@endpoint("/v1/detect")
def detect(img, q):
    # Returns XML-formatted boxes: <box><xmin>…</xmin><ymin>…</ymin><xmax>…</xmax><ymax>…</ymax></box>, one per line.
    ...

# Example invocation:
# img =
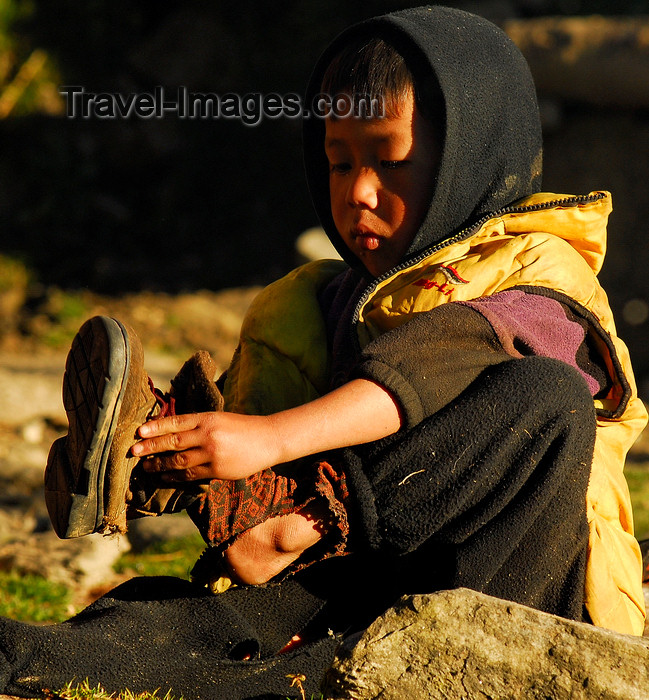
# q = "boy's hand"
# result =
<box><xmin>131</xmin><ymin>378</ymin><xmax>402</xmax><ymax>482</ymax></box>
<box><xmin>131</xmin><ymin>412</ymin><xmax>281</xmax><ymax>481</ymax></box>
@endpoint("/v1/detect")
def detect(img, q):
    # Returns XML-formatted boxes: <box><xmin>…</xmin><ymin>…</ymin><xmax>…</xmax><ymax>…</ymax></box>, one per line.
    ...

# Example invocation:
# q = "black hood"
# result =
<box><xmin>303</xmin><ymin>5</ymin><xmax>542</xmax><ymax>277</ymax></box>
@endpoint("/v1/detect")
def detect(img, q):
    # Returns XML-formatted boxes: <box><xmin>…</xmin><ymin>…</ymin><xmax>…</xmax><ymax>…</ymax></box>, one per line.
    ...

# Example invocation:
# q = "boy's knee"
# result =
<box><xmin>514</xmin><ymin>355</ymin><xmax>593</xmax><ymax>400</ymax></box>
<box><xmin>483</xmin><ymin>357</ymin><xmax>595</xmax><ymax>488</ymax></box>
<box><xmin>486</xmin><ymin>356</ymin><xmax>596</xmax><ymax>427</ymax></box>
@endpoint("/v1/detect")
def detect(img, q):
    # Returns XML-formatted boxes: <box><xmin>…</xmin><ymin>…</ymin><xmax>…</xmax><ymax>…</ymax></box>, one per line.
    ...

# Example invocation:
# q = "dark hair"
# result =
<box><xmin>320</xmin><ymin>35</ymin><xmax>443</xmax><ymax>124</ymax></box>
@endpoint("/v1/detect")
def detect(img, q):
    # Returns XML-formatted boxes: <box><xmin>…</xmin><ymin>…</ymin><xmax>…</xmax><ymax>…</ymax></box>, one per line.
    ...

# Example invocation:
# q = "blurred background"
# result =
<box><xmin>0</xmin><ymin>0</ymin><xmax>648</xmax><ymax>383</ymax></box>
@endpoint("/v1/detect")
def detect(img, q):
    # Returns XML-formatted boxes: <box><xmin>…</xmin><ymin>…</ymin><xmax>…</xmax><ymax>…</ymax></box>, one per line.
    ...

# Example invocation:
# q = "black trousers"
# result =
<box><xmin>310</xmin><ymin>356</ymin><xmax>596</xmax><ymax>631</ymax></box>
<box><xmin>0</xmin><ymin>357</ymin><xmax>596</xmax><ymax>699</ymax></box>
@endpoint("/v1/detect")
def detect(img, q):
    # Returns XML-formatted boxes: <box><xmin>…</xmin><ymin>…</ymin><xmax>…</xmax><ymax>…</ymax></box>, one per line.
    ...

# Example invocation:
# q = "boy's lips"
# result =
<box><xmin>352</xmin><ymin>226</ymin><xmax>382</xmax><ymax>251</ymax></box>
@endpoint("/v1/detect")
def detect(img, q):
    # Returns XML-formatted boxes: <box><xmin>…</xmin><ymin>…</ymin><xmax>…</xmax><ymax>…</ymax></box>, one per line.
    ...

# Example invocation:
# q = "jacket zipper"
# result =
<box><xmin>348</xmin><ymin>191</ymin><xmax>607</xmax><ymax>353</ymax></box>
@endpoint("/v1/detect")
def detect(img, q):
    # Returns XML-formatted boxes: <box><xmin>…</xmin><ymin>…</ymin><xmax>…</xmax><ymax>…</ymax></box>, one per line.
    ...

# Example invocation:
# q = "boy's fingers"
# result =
<box><xmin>132</xmin><ymin>435</ymin><xmax>176</xmax><ymax>457</ymax></box>
<box><xmin>138</xmin><ymin>413</ymin><xmax>201</xmax><ymax>438</ymax></box>
<box><xmin>141</xmin><ymin>448</ymin><xmax>212</xmax><ymax>480</ymax></box>
<box><xmin>160</xmin><ymin>464</ymin><xmax>211</xmax><ymax>482</ymax></box>
<box><xmin>132</xmin><ymin>427</ymin><xmax>198</xmax><ymax>457</ymax></box>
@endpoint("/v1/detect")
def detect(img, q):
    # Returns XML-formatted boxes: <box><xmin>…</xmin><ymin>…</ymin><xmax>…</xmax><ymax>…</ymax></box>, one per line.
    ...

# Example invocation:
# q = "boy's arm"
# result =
<box><xmin>132</xmin><ymin>378</ymin><xmax>402</xmax><ymax>482</ymax></box>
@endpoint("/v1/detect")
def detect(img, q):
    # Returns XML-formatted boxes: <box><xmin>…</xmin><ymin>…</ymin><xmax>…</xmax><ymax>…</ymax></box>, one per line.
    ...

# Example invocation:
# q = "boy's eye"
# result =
<box><xmin>329</xmin><ymin>162</ymin><xmax>351</xmax><ymax>174</ymax></box>
<box><xmin>381</xmin><ymin>160</ymin><xmax>407</xmax><ymax>170</ymax></box>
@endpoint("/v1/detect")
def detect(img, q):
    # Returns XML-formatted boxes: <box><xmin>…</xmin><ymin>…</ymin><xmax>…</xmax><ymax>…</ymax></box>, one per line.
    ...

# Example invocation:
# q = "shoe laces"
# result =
<box><xmin>148</xmin><ymin>377</ymin><xmax>177</xmax><ymax>418</ymax></box>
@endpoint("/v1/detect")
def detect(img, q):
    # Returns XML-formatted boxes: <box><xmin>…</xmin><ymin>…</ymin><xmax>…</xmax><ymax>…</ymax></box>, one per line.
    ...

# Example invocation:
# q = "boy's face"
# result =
<box><xmin>324</xmin><ymin>92</ymin><xmax>438</xmax><ymax>277</ymax></box>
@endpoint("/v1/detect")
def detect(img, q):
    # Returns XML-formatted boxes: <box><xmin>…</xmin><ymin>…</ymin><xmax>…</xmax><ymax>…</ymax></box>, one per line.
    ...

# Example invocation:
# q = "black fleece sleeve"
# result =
<box><xmin>350</xmin><ymin>301</ymin><xmax>512</xmax><ymax>429</ymax></box>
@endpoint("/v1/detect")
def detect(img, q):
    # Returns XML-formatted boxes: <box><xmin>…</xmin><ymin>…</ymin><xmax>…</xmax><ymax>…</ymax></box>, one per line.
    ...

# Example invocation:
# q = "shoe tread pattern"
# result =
<box><xmin>45</xmin><ymin>316</ymin><xmax>127</xmax><ymax>537</ymax></box>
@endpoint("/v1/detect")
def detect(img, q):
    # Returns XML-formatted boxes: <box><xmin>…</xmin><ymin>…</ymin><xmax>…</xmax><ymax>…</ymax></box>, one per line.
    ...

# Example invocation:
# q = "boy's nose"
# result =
<box><xmin>347</xmin><ymin>168</ymin><xmax>379</xmax><ymax>209</ymax></box>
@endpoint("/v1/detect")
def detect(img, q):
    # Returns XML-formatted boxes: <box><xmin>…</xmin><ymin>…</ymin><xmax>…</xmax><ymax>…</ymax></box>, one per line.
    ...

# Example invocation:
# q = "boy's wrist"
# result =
<box><xmin>263</xmin><ymin>412</ymin><xmax>294</xmax><ymax>468</ymax></box>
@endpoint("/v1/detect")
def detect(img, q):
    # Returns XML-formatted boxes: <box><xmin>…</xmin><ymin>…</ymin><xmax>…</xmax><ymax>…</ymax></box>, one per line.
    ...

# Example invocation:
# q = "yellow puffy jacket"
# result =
<box><xmin>223</xmin><ymin>191</ymin><xmax>647</xmax><ymax>636</ymax></box>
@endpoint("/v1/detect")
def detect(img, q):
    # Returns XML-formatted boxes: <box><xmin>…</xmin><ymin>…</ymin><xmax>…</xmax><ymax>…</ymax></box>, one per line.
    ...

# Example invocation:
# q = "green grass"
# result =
<box><xmin>0</xmin><ymin>532</ymin><xmax>206</xmax><ymax>625</ymax></box>
<box><xmin>0</xmin><ymin>569</ymin><xmax>73</xmax><ymax>622</ymax></box>
<box><xmin>49</xmin><ymin>679</ymin><xmax>182</xmax><ymax>700</ymax></box>
<box><xmin>51</xmin><ymin>688</ymin><xmax>321</xmax><ymax>700</ymax></box>
<box><xmin>39</xmin><ymin>289</ymin><xmax>92</xmax><ymax>348</ymax></box>
<box><xmin>113</xmin><ymin>533</ymin><xmax>206</xmax><ymax>579</ymax></box>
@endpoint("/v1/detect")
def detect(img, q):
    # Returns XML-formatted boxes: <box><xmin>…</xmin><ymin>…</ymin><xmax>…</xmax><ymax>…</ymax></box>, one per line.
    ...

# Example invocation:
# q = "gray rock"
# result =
<box><xmin>324</xmin><ymin>588</ymin><xmax>649</xmax><ymax>699</ymax></box>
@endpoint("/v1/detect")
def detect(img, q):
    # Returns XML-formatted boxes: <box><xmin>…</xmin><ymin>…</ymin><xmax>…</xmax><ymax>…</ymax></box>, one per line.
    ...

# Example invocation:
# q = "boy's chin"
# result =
<box><xmin>358</xmin><ymin>250</ymin><xmax>397</xmax><ymax>277</ymax></box>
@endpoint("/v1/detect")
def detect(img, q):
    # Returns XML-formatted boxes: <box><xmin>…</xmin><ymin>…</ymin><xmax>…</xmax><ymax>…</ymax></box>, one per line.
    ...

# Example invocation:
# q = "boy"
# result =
<box><xmin>1</xmin><ymin>6</ymin><xmax>645</xmax><ymax>699</ymax></box>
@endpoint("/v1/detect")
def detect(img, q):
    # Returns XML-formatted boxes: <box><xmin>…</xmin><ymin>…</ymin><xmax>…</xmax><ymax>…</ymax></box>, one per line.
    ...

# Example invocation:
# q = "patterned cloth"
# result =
<box><xmin>188</xmin><ymin>460</ymin><xmax>350</xmax><ymax>587</ymax></box>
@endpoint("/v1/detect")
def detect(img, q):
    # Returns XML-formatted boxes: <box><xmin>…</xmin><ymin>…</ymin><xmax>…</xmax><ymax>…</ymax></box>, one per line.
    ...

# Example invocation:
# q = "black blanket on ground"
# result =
<box><xmin>0</xmin><ymin>575</ymin><xmax>337</xmax><ymax>700</ymax></box>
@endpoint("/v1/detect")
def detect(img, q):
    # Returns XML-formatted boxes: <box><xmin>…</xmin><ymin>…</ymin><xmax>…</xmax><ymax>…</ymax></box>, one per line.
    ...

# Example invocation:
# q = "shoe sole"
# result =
<box><xmin>45</xmin><ymin>316</ymin><xmax>132</xmax><ymax>538</ymax></box>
